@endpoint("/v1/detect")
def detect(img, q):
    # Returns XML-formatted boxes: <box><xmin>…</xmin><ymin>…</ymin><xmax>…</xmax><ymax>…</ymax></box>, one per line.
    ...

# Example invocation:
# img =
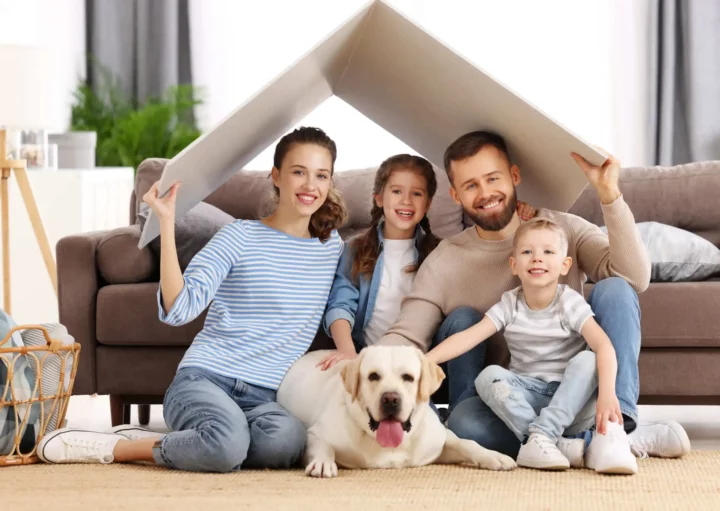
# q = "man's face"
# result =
<box><xmin>448</xmin><ymin>146</ymin><xmax>521</xmax><ymax>231</ymax></box>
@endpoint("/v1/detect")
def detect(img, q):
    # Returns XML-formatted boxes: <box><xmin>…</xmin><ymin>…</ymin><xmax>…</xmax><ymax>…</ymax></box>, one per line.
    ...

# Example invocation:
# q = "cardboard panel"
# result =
<box><xmin>139</xmin><ymin>0</ymin><xmax>608</xmax><ymax>247</ymax></box>
<box><xmin>139</xmin><ymin>1</ymin><xmax>374</xmax><ymax>247</ymax></box>
<box><xmin>336</xmin><ymin>1</ymin><xmax>605</xmax><ymax>212</ymax></box>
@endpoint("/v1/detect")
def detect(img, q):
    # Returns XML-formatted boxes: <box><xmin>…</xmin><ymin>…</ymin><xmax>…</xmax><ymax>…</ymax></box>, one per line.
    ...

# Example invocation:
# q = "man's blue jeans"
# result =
<box><xmin>443</xmin><ymin>277</ymin><xmax>641</xmax><ymax>458</ymax></box>
<box><xmin>431</xmin><ymin>306</ymin><xmax>490</xmax><ymax>411</ymax></box>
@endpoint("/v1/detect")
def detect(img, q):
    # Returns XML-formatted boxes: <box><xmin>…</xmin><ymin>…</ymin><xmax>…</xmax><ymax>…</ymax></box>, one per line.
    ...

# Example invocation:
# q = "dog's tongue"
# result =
<box><xmin>376</xmin><ymin>420</ymin><xmax>404</xmax><ymax>448</ymax></box>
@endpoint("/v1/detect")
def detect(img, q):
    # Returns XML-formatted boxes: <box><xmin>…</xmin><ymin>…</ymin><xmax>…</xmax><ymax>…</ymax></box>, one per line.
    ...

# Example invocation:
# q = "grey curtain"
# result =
<box><xmin>85</xmin><ymin>0</ymin><xmax>192</xmax><ymax>105</ymax></box>
<box><xmin>649</xmin><ymin>0</ymin><xmax>720</xmax><ymax>165</ymax></box>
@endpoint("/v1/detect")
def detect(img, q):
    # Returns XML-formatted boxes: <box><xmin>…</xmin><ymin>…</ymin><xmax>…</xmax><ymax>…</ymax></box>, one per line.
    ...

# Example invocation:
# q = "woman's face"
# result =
<box><xmin>272</xmin><ymin>143</ymin><xmax>333</xmax><ymax>219</ymax></box>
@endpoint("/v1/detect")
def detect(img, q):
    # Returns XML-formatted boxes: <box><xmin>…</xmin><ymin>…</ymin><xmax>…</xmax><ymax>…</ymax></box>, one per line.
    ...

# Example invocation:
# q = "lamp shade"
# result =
<box><xmin>0</xmin><ymin>44</ymin><xmax>54</xmax><ymax>129</ymax></box>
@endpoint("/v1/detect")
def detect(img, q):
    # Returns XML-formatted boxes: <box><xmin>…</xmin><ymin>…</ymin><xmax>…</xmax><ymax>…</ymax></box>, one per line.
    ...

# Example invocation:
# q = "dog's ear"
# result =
<box><xmin>341</xmin><ymin>350</ymin><xmax>366</xmax><ymax>402</ymax></box>
<box><xmin>417</xmin><ymin>350</ymin><xmax>445</xmax><ymax>403</ymax></box>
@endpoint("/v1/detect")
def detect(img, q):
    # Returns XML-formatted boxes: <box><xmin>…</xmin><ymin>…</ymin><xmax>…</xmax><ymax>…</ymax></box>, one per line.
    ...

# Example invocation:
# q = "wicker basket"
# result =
<box><xmin>0</xmin><ymin>324</ymin><xmax>81</xmax><ymax>467</ymax></box>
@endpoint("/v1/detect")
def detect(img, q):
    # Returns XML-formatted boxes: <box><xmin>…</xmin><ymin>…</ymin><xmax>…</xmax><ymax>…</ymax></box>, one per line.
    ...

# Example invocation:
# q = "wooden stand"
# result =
<box><xmin>0</xmin><ymin>128</ymin><xmax>57</xmax><ymax>314</ymax></box>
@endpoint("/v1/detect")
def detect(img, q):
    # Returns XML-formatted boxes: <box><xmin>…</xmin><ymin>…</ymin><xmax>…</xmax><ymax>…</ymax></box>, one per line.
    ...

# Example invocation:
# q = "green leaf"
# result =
<box><xmin>69</xmin><ymin>57</ymin><xmax>204</xmax><ymax>174</ymax></box>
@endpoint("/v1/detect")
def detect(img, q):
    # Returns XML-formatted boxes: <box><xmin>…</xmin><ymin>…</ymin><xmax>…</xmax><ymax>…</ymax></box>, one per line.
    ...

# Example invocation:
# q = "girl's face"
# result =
<box><xmin>375</xmin><ymin>169</ymin><xmax>431</xmax><ymax>239</ymax></box>
<box><xmin>272</xmin><ymin>143</ymin><xmax>333</xmax><ymax>219</ymax></box>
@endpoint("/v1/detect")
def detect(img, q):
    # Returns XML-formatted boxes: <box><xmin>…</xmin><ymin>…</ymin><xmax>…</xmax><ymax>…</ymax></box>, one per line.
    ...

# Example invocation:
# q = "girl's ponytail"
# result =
<box><xmin>349</xmin><ymin>203</ymin><xmax>384</xmax><ymax>283</ymax></box>
<box><xmin>406</xmin><ymin>214</ymin><xmax>440</xmax><ymax>273</ymax></box>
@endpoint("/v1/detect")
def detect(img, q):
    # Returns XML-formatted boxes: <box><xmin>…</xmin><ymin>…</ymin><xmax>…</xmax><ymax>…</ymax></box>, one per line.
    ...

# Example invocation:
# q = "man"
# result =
<box><xmin>379</xmin><ymin>130</ymin><xmax>690</xmax><ymax>461</ymax></box>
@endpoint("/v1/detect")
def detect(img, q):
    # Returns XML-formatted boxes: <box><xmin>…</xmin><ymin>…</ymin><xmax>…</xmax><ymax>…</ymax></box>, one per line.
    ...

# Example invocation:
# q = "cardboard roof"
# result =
<box><xmin>139</xmin><ymin>0</ymin><xmax>605</xmax><ymax>248</ymax></box>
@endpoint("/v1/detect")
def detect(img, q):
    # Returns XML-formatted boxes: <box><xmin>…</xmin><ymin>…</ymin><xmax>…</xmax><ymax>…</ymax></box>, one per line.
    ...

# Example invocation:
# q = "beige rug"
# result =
<box><xmin>4</xmin><ymin>452</ymin><xmax>719</xmax><ymax>510</ymax></box>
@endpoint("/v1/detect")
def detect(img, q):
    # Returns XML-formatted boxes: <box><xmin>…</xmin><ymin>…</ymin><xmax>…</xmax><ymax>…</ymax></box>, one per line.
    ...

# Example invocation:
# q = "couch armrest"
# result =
<box><xmin>57</xmin><ymin>231</ymin><xmax>107</xmax><ymax>395</ymax></box>
<box><xmin>96</xmin><ymin>225</ymin><xmax>158</xmax><ymax>284</ymax></box>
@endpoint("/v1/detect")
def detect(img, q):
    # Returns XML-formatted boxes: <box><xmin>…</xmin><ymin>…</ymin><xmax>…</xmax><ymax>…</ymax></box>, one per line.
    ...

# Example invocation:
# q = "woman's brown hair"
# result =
<box><xmin>270</xmin><ymin>126</ymin><xmax>348</xmax><ymax>242</ymax></box>
<box><xmin>350</xmin><ymin>154</ymin><xmax>441</xmax><ymax>282</ymax></box>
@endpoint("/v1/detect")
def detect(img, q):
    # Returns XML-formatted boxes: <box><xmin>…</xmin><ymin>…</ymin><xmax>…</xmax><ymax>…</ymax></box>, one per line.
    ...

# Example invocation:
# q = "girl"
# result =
<box><xmin>319</xmin><ymin>154</ymin><xmax>536</xmax><ymax>370</ymax></box>
<box><xmin>38</xmin><ymin>127</ymin><xmax>348</xmax><ymax>473</ymax></box>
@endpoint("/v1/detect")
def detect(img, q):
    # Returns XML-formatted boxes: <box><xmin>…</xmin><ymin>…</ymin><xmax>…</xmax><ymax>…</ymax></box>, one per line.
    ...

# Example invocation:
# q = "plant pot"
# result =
<box><xmin>48</xmin><ymin>131</ymin><xmax>97</xmax><ymax>169</ymax></box>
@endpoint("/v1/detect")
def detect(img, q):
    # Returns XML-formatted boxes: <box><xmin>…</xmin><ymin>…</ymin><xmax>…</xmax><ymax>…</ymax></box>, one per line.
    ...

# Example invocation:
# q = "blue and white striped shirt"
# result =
<box><xmin>157</xmin><ymin>220</ymin><xmax>343</xmax><ymax>389</ymax></box>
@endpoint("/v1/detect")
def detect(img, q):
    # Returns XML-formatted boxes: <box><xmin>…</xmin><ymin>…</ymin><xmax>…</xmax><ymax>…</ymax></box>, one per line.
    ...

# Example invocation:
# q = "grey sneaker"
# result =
<box><xmin>38</xmin><ymin>428</ymin><xmax>123</xmax><ymax>464</ymax></box>
<box><xmin>108</xmin><ymin>425</ymin><xmax>166</xmax><ymax>441</ymax></box>
<box><xmin>557</xmin><ymin>437</ymin><xmax>585</xmax><ymax>468</ymax></box>
<box><xmin>517</xmin><ymin>432</ymin><xmax>570</xmax><ymax>470</ymax></box>
<box><xmin>628</xmin><ymin>420</ymin><xmax>691</xmax><ymax>459</ymax></box>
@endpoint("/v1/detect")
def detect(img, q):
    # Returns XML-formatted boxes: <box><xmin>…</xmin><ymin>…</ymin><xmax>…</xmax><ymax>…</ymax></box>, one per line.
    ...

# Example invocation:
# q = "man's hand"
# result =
<box><xmin>595</xmin><ymin>392</ymin><xmax>623</xmax><ymax>435</ymax></box>
<box><xmin>570</xmin><ymin>150</ymin><xmax>621</xmax><ymax>204</ymax></box>
<box><xmin>317</xmin><ymin>351</ymin><xmax>356</xmax><ymax>371</ymax></box>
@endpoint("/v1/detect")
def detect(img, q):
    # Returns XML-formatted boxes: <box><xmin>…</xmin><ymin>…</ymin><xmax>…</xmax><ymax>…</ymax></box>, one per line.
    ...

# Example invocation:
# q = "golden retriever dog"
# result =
<box><xmin>276</xmin><ymin>345</ymin><xmax>516</xmax><ymax>478</ymax></box>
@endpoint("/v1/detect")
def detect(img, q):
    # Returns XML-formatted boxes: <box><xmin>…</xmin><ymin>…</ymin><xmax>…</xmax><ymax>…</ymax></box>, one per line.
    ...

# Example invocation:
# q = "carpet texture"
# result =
<box><xmin>3</xmin><ymin>452</ymin><xmax>719</xmax><ymax>510</ymax></box>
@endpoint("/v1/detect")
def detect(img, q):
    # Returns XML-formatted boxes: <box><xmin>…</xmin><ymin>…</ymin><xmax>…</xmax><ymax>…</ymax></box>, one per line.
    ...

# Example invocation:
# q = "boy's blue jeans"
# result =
<box><xmin>475</xmin><ymin>352</ymin><xmax>598</xmax><ymax>444</ymax></box>
<box><xmin>152</xmin><ymin>367</ymin><xmax>306</xmax><ymax>473</ymax></box>
<box><xmin>442</xmin><ymin>278</ymin><xmax>640</xmax><ymax>458</ymax></box>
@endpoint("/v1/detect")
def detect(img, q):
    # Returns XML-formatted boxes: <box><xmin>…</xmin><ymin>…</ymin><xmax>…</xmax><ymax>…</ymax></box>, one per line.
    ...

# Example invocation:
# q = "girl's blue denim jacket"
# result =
<box><xmin>323</xmin><ymin>221</ymin><xmax>426</xmax><ymax>351</ymax></box>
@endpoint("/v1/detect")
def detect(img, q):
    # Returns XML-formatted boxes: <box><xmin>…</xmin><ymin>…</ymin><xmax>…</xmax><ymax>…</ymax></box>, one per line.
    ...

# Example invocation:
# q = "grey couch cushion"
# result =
<box><xmin>569</xmin><ymin>160</ymin><xmax>720</xmax><ymax>232</ymax></box>
<box><xmin>137</xmin><ymin>201</ymin><xmax>234</xmax><ymax>272</ymax></box>
<box><xmin>600</xmin><ymin>222</ymin><xmax>720</xmax><ymax>282</ymax></box>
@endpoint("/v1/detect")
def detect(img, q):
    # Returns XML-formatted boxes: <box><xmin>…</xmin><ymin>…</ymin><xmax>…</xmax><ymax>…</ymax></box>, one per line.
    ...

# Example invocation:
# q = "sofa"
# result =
<box><xmin>57</xmin><ymin>157</ymin><xmax>720</xmax><ymax>426</ymax></box>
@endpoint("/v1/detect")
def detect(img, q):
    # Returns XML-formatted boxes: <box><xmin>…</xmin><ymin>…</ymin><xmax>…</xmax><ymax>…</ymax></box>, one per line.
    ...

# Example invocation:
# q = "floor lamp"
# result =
<box><xmin>0</xmin><ymin>44</ymin><xmax>57</xmax><ymax>315</ymax></box>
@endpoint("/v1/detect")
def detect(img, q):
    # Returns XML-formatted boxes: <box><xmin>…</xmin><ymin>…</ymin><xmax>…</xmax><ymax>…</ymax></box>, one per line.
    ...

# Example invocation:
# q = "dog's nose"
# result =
<box><xmin>381</xmin><ymin>391</ymin><xmax>401</xmax><ymax>416</ymax></box>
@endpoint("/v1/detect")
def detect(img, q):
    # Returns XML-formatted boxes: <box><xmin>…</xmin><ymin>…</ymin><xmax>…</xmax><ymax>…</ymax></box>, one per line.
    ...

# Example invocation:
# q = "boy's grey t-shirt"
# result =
<box><xmin>485</xmin><ymin>284</ymin><xmax>594</xmax><ymax>383</ymax></box>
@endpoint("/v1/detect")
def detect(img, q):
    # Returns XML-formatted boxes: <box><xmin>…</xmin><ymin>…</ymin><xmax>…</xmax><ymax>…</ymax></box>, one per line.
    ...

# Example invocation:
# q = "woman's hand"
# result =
<box><xmin>143</xmin><ymin>180</ymin><xmax>181</xmax><ymax>222</ymax></box>
<box><xmin>317</xmin><ymin>351</ymin><xmax>357</xmax><ymax>371</ymax></box>
<box><xmin>516</xmin><ymin>200</ymin><xmax>537</xmax><ymax>220</ymax></box>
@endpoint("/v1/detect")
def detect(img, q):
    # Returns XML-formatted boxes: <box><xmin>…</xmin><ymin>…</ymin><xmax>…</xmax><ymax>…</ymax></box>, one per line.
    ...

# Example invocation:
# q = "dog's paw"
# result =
<box><xmin>477</xmin><ymin>451</ymin><xmax>517</xmax><ymax>471</ymax></box>
<box><xmin>305</xmin><ymin>457</ymin><xmax>339</xmax><ymax>478</ymax></box>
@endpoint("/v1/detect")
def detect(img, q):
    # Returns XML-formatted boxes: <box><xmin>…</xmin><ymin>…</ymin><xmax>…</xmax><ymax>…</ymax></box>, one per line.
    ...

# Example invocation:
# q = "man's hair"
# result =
<box><xmin>443</xmin><ymin>130</ymin><xmax>512</xmax><ymax>183</ymax></box>
<box><xmin>513</xmin><ymin>218</ymin><xmax>569</xmax><ymax>256</ymax></box>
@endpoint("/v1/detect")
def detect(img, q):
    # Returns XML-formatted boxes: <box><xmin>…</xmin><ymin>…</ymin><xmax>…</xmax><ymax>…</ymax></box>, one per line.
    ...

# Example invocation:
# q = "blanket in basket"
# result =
<box><xmin>1</xmin><ymin>311</ymin><xmax>74</xmax><ymax>456</ymax></box>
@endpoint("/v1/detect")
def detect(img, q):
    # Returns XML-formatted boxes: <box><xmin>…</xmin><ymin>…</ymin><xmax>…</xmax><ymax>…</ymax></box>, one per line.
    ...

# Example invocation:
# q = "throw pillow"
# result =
<box><xmin>137</xmin><ymin>201</ymin><xmax>235</xmax><ymax>271</ymax></box>
<box><xmin>0</xmin><ymin>311</ymin><xmax>41</xmax><ymax>456</ymax></box>
<box><xmin>599</xmin><ymin>222</ymin><xmax>720</xmax><ymax>282</ymax></box>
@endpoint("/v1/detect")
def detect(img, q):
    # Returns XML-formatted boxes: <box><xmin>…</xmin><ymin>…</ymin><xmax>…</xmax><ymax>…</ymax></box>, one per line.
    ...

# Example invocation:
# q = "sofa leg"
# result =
<box><xmin>109</xmin><ymin>395</ymin><xmax>130</xmax><ymax>426</ymax></box>
<box><xmin>138</xmin><ymin>405</ymin><xmax>151</xmax><ymax>426</ymax></box>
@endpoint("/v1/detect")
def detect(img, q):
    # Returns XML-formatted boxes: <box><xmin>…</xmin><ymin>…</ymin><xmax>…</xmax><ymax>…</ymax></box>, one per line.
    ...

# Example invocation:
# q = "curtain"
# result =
<box><xmin>649</xmin><ymin>0</ymin><xmax>720</xmax><ymax>165</ymax></box>
<box><xmin>85</xmin><ymin>0</ymin><xmax>192</xmax><ymax>105</ymax></box>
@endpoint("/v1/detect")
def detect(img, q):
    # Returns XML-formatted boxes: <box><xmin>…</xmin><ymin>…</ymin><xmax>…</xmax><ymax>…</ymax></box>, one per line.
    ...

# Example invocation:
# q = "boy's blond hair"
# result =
<box><xmin>513</xmin><ymin>217</ymin><xmax>569</xmax><ymax>256</ymax></box>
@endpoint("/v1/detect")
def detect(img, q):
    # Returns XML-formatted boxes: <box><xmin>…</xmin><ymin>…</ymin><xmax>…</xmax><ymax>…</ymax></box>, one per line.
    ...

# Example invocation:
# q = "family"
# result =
<box><xmin>37</xmin><ymin>126</ymin><xmax>691</xmax><ymax>474</ymax></box>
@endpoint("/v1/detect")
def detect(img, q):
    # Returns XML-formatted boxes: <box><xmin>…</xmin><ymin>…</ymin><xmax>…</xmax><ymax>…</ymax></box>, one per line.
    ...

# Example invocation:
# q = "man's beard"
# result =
<box><xmin>465</xmin><ymin>188</ymin><xmax>518</xmax><ymax>232</ymax></box>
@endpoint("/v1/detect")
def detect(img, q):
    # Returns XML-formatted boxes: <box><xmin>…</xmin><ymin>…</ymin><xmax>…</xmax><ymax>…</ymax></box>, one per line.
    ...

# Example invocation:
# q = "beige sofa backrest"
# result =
<box><xmin>133</xmin><ymin>158</ymin><xmax>720</xmax><ymax>246</ymax></box>
<box><xmin>132</xmin><ymin>158</ymin><xmax>465</xmax><ymax>240</ymax></box>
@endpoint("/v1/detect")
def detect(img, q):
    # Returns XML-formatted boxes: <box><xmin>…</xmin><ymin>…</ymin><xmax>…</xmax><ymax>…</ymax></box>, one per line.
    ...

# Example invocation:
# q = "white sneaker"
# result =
<box><xmin>585</xmin><ymin>421</ymin><xmax>638</xmax><ymax>475</ymax></box>
<box><xmin>108</xmin><ymin>425</ymin><xmax>166</xmax><ymax>441</ymax></box>
<box><xmin>517</xmin><ymin>432</ymin><xmax>570</xmax><ymax>470</ymax></box>
<box><xmin>557</xmin><ymin>437</ymin><xmax>585</xmax><ymax>468</ymax></box>
<box><xmin>38</xmin><ymin>428</ymin><xmax>123</xmax><ymax>464</ymax></box>
<box><xmin>628</xmin><ymin>420</ymin><xmax>691</xmax><ymax>459</ymax></box>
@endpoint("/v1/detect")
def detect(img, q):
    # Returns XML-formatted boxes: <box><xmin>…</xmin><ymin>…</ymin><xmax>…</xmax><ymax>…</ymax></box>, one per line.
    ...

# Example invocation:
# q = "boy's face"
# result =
<box><xmin>510</xmin><ymin>228</ymin><xmax>572</xmax><ymax>289</ymax></box>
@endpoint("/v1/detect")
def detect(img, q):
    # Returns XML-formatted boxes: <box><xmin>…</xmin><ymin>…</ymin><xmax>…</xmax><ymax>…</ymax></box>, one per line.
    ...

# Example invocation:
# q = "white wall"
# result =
<box><xmin>189</xmin><ymin>0</ymin><xmax>649</xmax><ymax>170</ymax></box>
<box><xmin>0</xmin><ymin>0</ymin><xmax>86</xmax><ymax>132</ymax></box>
<box><xmin>0</xmin><ymin>0</ymin><xmax>651</xmax><ymax>164</ymax></box>
<box><xmin>611</xmin><ymin>0</ymin><xmax>653</xmax><ymax>167</ymax></box>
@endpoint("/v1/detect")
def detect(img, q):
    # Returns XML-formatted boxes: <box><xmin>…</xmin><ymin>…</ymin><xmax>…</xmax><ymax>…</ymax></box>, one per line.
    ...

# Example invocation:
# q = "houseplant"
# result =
<box><xmin>69</xmin><ymin>64</ymin><xmax>203</xmax><ymax>173</ymax></box>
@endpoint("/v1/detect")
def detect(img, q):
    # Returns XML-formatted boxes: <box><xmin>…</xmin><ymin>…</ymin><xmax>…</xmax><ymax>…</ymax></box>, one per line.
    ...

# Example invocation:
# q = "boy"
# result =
<box><xmin>426</xmin><ymin>218</ymin><xmax>637</xmax><ymax>474</ymax></box>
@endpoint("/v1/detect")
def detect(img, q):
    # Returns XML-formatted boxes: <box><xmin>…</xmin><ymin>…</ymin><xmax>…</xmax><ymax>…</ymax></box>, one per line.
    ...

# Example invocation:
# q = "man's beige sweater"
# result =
<box><xmin>379</xmin><ymin>195</ymin><xmax>651</xmax><ymax>362</ymax></box>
